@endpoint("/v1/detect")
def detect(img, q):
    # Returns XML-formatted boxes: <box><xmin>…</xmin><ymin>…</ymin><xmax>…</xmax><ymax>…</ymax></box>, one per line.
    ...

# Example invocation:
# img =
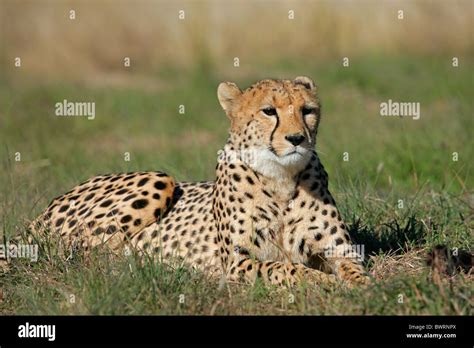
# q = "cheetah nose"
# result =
<box><xmin>285</xmin><ymin>134</ymin><xmax>305</xmax><ymax>146</ymax></box>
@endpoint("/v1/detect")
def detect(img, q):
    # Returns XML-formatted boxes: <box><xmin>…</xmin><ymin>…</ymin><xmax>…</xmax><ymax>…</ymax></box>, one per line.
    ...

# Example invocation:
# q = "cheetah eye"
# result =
<box><xmin>302</xmin><ymin>107</ymin><xmax>316</xmax><ymax>116</ymax></box>
<box><xmin>262</xmin><ymin>107</ymin><xmax>277</xmax><ymax>116</ymax></box>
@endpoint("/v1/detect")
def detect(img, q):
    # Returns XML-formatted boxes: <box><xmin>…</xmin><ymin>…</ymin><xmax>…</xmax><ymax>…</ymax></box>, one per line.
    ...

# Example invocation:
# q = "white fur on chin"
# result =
<box><xmin>246</xmin><ymin>146</ymin><xmax>311</xmax><ymax>181</ymax></box>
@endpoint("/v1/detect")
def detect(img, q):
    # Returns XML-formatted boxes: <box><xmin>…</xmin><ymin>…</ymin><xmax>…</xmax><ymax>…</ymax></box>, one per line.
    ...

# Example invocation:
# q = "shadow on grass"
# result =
<box><xmin>347</xmin><ymin>215</ymin><xmax>425</xmax><ymax>256</ymax></box>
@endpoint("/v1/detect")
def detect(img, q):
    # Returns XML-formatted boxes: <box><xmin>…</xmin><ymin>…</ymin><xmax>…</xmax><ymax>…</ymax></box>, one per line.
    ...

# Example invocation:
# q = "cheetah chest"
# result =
<box><xmin>226</xmin><ymin>179</ymin><xmax>296</xmax><ymax>261</ymax></box>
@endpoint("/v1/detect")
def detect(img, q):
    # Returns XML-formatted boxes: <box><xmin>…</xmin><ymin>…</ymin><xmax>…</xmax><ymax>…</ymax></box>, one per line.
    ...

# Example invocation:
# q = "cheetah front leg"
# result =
<box><xmin>307</xmin><ymin>236</ymin><xmax>370</xmax><ymax>287</ymax></box>
<box><xmin>285</xmin><ymin>154</ymin><xmax>371</xmax><ymax>287</ymax></box>
<box><xmin>226</xmin><ymin>257</ymin><xmax>337</xmax><ymax>288</ymax></box>
<box><xmin>323</xmin><ymin>245</ymin><xmax>370</xmax><ymax>287</ymax></box>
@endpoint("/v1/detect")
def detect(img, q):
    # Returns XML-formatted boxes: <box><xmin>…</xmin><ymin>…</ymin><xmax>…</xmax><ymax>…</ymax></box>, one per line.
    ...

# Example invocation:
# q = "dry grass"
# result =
<box><xmin>370</xmin><ymin>248</ymin><xmax>427</xmax><ymax>280</ymax></box>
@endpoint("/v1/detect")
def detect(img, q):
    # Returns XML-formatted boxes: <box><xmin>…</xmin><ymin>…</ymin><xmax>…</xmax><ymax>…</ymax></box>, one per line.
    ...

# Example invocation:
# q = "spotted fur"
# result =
<box><xmin>27</xmin><ymin>77</ymin><xmax>370</xmax><ymax>287</ymax></box>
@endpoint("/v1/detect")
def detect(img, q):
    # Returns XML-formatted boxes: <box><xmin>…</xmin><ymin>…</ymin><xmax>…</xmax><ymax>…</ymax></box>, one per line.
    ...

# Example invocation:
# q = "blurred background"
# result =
<box><xmin>0</xmin><ymin>0</ymin><xmax>472</xmax><ymax>223</ymax></box>
<box><xmin>2</xmin><ymin>0</ymin><xmax>472</xmax><ymax>81</ymax></box>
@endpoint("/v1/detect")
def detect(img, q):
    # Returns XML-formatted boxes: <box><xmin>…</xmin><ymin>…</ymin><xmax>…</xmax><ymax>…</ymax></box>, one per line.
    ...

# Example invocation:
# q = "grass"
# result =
<box><xmin>0</xmin><ymin>54</ymin><xmax>472</xmax><ymax>315</ymax></box>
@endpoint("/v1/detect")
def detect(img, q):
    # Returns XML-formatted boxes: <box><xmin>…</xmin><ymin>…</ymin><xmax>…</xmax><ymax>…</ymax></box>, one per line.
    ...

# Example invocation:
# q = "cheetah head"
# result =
<box><xmin>217</xmin><ymin>76</ymin><xmax>321</xmax><ymax>179</ymax></box>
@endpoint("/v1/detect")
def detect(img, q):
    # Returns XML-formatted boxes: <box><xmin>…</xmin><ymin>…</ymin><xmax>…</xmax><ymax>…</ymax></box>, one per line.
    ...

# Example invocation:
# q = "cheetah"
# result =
<box><xmin>24</xmin><ymin>76</ymin><xmax>370</xmax><ymax>288</ymax></box>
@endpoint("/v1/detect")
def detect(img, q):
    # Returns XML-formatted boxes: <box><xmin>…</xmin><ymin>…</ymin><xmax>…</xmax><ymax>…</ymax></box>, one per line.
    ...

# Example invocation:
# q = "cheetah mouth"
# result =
<box><xmin>282</xmin><ymin>147</ymin><xmax>309</xmax><ymax>158</ymax></box>
<box><xmin>285</xmin><ymin>150</ymin><xmax>303</xmax><ymax>157</ymax></box>
<box><xmin>245</xmin><ymin>146</ymin><xmax>311</xmax><ymax>179</ymax></box>
<box><xmin>276</xmin><ymin>147</ymin><xmax>312</xmax><ymax>168</ymax></box>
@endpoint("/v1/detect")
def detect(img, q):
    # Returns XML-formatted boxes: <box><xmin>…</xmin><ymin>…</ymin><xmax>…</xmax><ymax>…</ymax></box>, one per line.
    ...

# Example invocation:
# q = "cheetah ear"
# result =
<box><xmin>293</xmin><ymin>76</ymin><xmax>316</xmax><ymax>91</ymax></box>
<box><xmin>217</xmin><ymin>82</ymin><xmax>242</xmax><ymax>114</ymax></box>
